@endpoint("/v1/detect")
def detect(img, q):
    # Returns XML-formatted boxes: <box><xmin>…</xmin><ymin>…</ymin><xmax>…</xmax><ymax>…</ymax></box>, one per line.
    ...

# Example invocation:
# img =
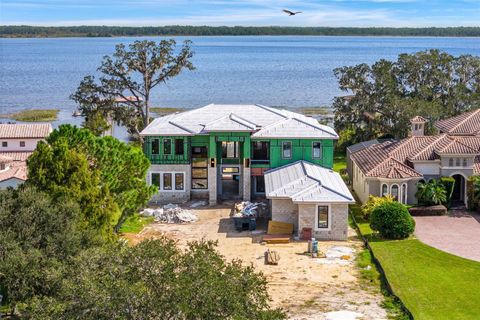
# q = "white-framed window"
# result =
<box><xmin>402</xmin><ymin>183</ymin><xmax>407</xmax><ymax>204</ymax></box>
<box><xmin>456</xmin><ymin>158</ymin><xmax>461</xmax><ymax>167</ymax></box>
<box><xmin>151</xmin><ymin>172</ymin><xmax>185</xmax><ymax>191</ymax></box>
<box><xmin>391</xmin><ymin>184</ymin><xmax>399</xmax><ymax>201</ymax></box>
<box><xmin>463</xmin><ymin>158</ymin><xmax>468</xmax><ymax>167</ymax></box>
<box><xmin>381</xmin><ymin>184</ymin><xmax>388</xmax><ymax>197</ymax></box>
<box><xmin>315</xmin><ymin>205</ymin><xmax>331</xmax><ymax>230</ymax></box>
<box><xmin>1</xmin><ymin>141</ymin><xmax>7</xmax><ymax>147</ymax></box>
<box><xmin>282</xmin><ymin>141</ymin><xmax>292</xmax><ymax>159</ymax></box>
<box><xmin>312</xmin><ymin>141</ymin><xmax>322</xmax><ymax>159</ymax></box>
<box><xmin>19</xmin><ymin>141</ymin><xmax>26</xmax><ymax>147</ymax></box>
<box><xmin>449</xmin><ymin>158</ymin><xmax>454</xmax><ymax>167</ymax></box>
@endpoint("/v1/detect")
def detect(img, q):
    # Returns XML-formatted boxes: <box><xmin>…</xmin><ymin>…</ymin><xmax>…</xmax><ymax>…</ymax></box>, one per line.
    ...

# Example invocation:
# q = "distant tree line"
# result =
<box><xmin>2</xmin><ymin>25</ymin><xmax>480</xmax><ymax>37</ymax></box>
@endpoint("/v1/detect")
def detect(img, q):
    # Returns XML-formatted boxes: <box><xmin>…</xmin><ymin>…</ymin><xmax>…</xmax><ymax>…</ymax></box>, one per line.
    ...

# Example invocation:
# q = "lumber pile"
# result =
<box><xmin>262</xmin><ymin>220</ymin><xmax>293</xmax><ymax>244</ymax></box>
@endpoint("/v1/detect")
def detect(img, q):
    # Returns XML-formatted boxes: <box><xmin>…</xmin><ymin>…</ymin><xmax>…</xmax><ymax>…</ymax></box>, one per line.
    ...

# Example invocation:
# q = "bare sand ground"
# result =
<box><xmin>123</xmin><ymin>202</ymin><xmax>387</xmax><ymax>320</ymax></box>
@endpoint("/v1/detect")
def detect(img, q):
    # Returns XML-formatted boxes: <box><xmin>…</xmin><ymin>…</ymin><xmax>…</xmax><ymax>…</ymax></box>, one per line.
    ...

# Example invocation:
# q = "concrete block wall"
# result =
<box><xmin>148</xmin><ymin>164</ymin><xmax>191</xmax><ymax>204</ymax></box>
<box><xmin>271</xmin><ymin>199</ymin><xmax>298</xmax><ymax>231</ymax></box>
<box><xmin>208</xmin><ymin>166</ymin><xmax>217</xmax><ymax>205</ymax></box>
<box><xmin>298</xmin><ymin>203</ymin><xmax>348</xmax><ymax>240</ymax></box>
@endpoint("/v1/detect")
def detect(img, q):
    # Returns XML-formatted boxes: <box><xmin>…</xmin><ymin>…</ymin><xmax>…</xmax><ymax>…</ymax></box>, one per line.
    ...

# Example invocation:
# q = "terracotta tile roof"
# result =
<box><xmin>410</xmin><ymin>116</ymin><xmax>427</xmax><ymax>122</ymax></box>
<box><xmin>436</xmin><ymin>109</ymin><xmax>480</xmax><ymax>136</ymax></box>
<box><xmin>0</xmin><ymin>123</ymin><xmax>52</xmax><ymax>139</ymax></box>
<box><xmin>0</xmin><ymin>152</ymin><xmax>33</xmax><ymax>161</ymax></box>
<box><xmin>0</xmin><ymin>160</ymin><xmax>27</xmax><ymax>182</ymax></box>
<box><xmin>351</xmin><ymin>134</ymin><xmax>480</xmax><ymax>178</ymax></box>
<box><xmin>0</xmin><ymin>155</ymin><xmax>13</xmax><ymax>163</ymax></box>
<box><xmin>474</xmin><ymin>156</ymin><xmax>480</xmax><ymax>175</ymax></box>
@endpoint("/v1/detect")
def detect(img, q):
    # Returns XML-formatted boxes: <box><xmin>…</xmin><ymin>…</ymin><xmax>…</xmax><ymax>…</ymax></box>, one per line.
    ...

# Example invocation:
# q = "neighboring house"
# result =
<box><xmin>0</xmin><ymin>123</ymin><xmax>53</xmax><ymax>189</ymax></box>
<box><xmin>140</xmin><ymin>104</ymin><xmax>353</xmax><ymax>240</ymax></box>
<box><xmin>349</xmin><ymin>109</ymin><xmax>480</xmax><ymax>206</ymax></box>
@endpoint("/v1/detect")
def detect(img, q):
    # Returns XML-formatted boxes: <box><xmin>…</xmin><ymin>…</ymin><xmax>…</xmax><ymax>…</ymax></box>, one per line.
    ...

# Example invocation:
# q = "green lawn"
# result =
<box><xmin>351</xmin><ymin>207</ymin><xmax>480</xmax><ymax>320</ymax></box>
<box><xmin>119</xmin><ymin>214</ymin><xmax>154</xmax><ymax>233</ymax></box>
<box><xmin>333</xmin><ymin>154</ymin><xmax>346</xmax><ymax>173</ymax></box>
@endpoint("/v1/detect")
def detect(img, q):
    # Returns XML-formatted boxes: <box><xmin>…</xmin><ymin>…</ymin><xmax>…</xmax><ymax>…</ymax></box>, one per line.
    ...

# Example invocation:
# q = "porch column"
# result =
<box><xmin>243</xmin><ymin>136</ymin><xmax>251</xmax><ymax>201</ymax></box>
<box><xmin>208</xmin><ymin>135</ymin><xmax>217</xmax><ymax>205</ymax></box>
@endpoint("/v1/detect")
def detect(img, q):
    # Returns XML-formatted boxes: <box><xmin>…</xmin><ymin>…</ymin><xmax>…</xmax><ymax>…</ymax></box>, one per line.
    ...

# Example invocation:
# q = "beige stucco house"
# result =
<box><xmin>348</xmin><ymin>109</ymin><xmax>480</xmax><ymax>206</ymax></box>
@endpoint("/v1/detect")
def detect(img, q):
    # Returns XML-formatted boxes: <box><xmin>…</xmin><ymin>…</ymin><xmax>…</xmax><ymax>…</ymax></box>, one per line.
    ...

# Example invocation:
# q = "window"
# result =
<box><xmin>1</xmin><ymin>141</ymin><xmax>7</xmax><ymax>147</ymax></box>
<box><xmin>192</xmin><ymin>146</ymin><xmax>208</xmax><ymax>189</ymax></box>
<box><xmin>163</xmin><ymin>139</ymin><xmax>172</xmax><ymax>155</ymax></box>
<box><xmin>391</xmin><ymin>185</ymin><xmax>399</xmax><ymax>201</ymax></box>
<box><xmin>463</xmin><ymin>158</ymin><xmax>468</xmax><ymax>167</ymax></box>
<box><xmin>282</xmin><ymin>141</ymin><xmax>292</xmax><ymax>159</ymax></box>
<box><xmin>312</xmin><ymin>142</ymin><xmax>322</xmax><ymax>159</ymax></box>
<box><xmin>151</xmin><ymin>173</ymin><xmax>160</xmax><ymax>189</ymax></box>
<box><xmin>381</xmin><ymin>184</ymin><xmax>388</xmax><ymax>196</ymax></box>
<box><xmin>317</xmin><ymin>206</ymin><xmax>329</xmax><ymax>229</ymax></box>
<box><xmin>221</xmin><ymin>141</ymin><xmax>239</xmax><ymax>158</ymax></box>
<box><xmin>222</xmin><ymin>167</ymin><xmax>239</xmax><ymax>174</ymax></box>
<box><xmin>151</xmin><ymin>139</ymin><xmax>159</xmax><ymax>155</ymax></box>
<box><xmin>449</xmin><ymin>158</ymin><xmax>454</xmax><ymax>167</ymax></box>
<box><xmin>252</xmin><ymin>141</ymin><xmax>269</xmax><ymax>162</ymax></box>
<box><xmin>163</xmin><ymin>173</ymin><xmax>172</xmax><ymax>190</ymax></box>
<box><xmin>402</xmin><ymin>183</ymin><xmax>407</xmax><ymax>204</ymax></box>
<box><xmin>414</xmin><ymin>124</ymin><xmax>418</xmax><ymax>131</ymax></box>
<box><xmin>175</xmin><ymin>139</ymin><xmax>184</xmax><ymax>155</ymax></box>
<box><xmin>255</xmin><ymin>176</ymin><xmax>265</xmax><ymax>193</ymax></box>
<box><xmin>175</xmin><ymin>173</ymin><xmax>184</xmax><ymax>190</ymax></box>
<box><xmin>0</xmin><ymin>163</ymin><xmax>5</xmax><ymax>171</ymax></box>
<box><xmin>456</xmin><ymin>158</ymin><xmax>461</xmax><ymax>167</ymax></box>
<box><xmin>19</xmin><ymin>141</ymin><xmax>26</xmax><ymax>147</ymax></box>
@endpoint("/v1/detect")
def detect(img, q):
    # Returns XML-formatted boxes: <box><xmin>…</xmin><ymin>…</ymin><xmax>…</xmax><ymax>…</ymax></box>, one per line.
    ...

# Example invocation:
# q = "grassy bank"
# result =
<box><xmin>119</xmin><ymin>214</ymin><xmax>154</xmax><ymax>234</ymax></box>
<box><xmin>2</xmin><ymin>109</ymin><xmax>59</xmax><ymax>122</ymax></box>
<box><xmin>150</xmin><ymin>107</ymin><xmax>184</xmax><ymax>116</ymax></box>
<box><xmin>351</xmin><ymin>207</ymin><xmax>480</xmax><ymax>320</ymax></box>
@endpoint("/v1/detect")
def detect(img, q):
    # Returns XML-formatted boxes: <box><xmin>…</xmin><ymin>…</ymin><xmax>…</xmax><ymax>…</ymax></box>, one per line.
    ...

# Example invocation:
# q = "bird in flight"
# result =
<box><xmin>283</xmin><ymin>9</ymin><xmax>302</xmax><ymax>16</ymax></box>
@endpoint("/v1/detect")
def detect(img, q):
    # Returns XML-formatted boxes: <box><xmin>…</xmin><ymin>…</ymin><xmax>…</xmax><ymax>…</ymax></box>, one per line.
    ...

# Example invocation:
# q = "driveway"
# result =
<box><xmin>414</xmin><ymin>211</ymin><xmax>480</xmax><ymax>262</ymax></box>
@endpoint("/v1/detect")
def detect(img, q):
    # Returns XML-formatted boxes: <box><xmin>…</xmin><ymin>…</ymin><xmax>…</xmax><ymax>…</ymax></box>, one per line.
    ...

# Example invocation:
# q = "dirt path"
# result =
<box><xmin>123</xmin><ymin>203</ymin><xmax>387</xmax><ymax>319</ymax></box>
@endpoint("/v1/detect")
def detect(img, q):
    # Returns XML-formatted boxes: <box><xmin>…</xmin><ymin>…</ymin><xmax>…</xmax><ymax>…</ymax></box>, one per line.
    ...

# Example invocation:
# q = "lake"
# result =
<box><xmin>1</xmin><ymin>36</ymin><xmax>480</xmax><ymax>118</ymax></box>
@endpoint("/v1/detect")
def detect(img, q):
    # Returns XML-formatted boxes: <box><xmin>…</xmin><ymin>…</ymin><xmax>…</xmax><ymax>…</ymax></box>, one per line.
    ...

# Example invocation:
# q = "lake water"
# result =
<box><xmin>1</xmin><ymin>36</ymin><xmax>480</xmax><ymax>118</ymax></box>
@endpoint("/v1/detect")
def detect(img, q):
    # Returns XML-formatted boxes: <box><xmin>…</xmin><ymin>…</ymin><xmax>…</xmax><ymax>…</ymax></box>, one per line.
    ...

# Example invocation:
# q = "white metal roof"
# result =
<box><xmin>265</xmin><ymin>161</ymin><xmax>354</xmax><ymax>204</ymax></box>
<box><xmin>140</xmin><ymin>104</ymin><xmax>338</xmax><ymax>139</ymax></box>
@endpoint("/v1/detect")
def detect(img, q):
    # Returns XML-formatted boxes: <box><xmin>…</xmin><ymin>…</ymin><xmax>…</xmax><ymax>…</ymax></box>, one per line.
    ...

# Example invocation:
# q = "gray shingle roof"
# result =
<box><xmin>140</xmin><ymin>104</ymin><xmax>338</xmax><ymax>139</ymax></box>
<box><xmin>265</xmin><ymin>161</ymin><xmax>354</xmax><ymax>203</ymax></box>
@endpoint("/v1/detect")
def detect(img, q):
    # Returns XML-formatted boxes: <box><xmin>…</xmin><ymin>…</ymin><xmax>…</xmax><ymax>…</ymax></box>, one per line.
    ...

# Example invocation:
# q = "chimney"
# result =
<box><xmin>410</xmin><ymin>116</ymin><xmax>427</xmax><ymax>137</ymax></box>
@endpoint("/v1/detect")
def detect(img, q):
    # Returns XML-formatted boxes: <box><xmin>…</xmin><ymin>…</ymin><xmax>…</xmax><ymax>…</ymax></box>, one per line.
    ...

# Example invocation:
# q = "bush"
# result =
<box><xmin>416</xmin><ymin>179</ymin><xmax>447</xmax><ymax>206</ymax></box>
<box><xmin>439</xmin><ymin>177</ymin><xmax>455</xmax><ymax>208</ymax></box>
<box><xmin>370</xmin><ymin>202</ymin><xmax>415</xmax><ymax>239</ymax></box>
<box><xmin>361</xmin><ymin>195</ymin><xmax>395</xmax><ymax>219</ymax></box>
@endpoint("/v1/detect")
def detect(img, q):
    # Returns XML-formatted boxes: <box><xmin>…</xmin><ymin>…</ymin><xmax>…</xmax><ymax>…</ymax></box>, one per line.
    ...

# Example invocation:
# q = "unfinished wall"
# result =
<box><xmin>148</xmin><ymin>164</ymin><xmax>191</xmax><ymax>204</ymax></box>
<box><xmin>271</xmin><ymin>199</ymin><xmax>298</xmax><ymax>232</ymax></box>
<box><xmin>298</xmin><ymin>203</ymin><xmax>348</xmax><ymax>241</ymax></box>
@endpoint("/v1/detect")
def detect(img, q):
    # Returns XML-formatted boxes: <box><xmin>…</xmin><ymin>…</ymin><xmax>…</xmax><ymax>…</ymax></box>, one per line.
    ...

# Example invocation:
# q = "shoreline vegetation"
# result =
<box><xmin>0</xmin><ymin>109</ymin><xmax>59</xmax><ymax>122</ymax></box>
<box><xmin>2</xmin><ymin>26</ymin><xmax>480</xmax><ymax>38</ymax></box>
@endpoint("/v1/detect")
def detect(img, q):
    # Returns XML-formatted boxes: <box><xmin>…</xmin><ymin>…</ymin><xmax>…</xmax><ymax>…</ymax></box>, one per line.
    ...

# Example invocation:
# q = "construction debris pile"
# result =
<box><xmin>141</xmin><ymin>204</ymin><xmax>198</xmax><ymax>224</ymax></box>
<box><xmin>315</xmin><ymin>246</ymin><xmax>354</xmax><ymax>265</ymax></box>
<box><xmin>232</xmin><ymin>201</ymin><xmax>268</xmax><ymax>218</ymax></box>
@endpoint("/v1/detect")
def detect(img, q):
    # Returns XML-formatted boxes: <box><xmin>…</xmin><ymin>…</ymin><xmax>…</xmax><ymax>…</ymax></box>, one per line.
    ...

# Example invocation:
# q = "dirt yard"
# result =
<box><xmin>123</xmin><ymin>202</ymin><xmax>387</xmax><ymax>320</ymax></box>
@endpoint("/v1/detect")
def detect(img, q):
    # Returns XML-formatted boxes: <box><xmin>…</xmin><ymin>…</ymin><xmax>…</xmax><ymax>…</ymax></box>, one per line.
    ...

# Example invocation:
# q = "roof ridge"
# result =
<box><xmin>167</xmin><ymin>120</ymin><xmax>196</xmax><ymax>134</ymax></box>
<box><xmin>449</xmin><ymin>136</ymin><xmax>479</xmax><ymax>153</ymax></box>
<box><xmin>439</xmin><ymin>108</ymin><xmax>480</xmax><ymax>133</ymax></box>
<box><xmin>290</xmin><ymin>116</ymin><xmax>337</xmax><ymax>137</ymax></box>
<box><xmin>229</xmin><ymin>113</ymin><xmax>258</xmax><ymax>129</ymax></box>
<box><xmin>409</xmin><ymin>134</ymin><xmax>446</xmax><ymax>160</ymax></box>
<box><xmin>254</xmin><ymin>104</ymin><xmax>288</xmax><ymax>119</ymax></box>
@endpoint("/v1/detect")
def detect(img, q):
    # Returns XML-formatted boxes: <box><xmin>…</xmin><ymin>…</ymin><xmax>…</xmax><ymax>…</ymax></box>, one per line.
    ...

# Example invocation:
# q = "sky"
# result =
<box><xmin>1</xmin><ymin>0</ymin><xmax>479</xmax><ymax>27</ymax></box>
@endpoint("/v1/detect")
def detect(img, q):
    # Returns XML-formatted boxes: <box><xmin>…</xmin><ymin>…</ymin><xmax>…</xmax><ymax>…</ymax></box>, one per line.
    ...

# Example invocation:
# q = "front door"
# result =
<box><xmin>451</xmin><ymin>174</ymin><xmax>465</xmax><ymax>205</ymax></box>
<box><xmin>221</xmin><ymin>166</ymin><xmax>241</xmax><ymax>199</ymax></box>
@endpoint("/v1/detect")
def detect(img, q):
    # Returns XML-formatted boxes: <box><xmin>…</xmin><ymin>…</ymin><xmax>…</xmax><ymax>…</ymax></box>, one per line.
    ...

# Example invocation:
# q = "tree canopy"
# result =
<box><xmin>27</xmin><ymin>125</ymin><xmax>155</xmax><ymax>233</ymax></box>
<box><xmin>333</xmin><ymin>49</ymin><xmax>480</xmax><ymax>145</ymax></box>
<box><xmin>27</xmin><ymin>238</ymin><xmax>284</xmax><ymax>320</ymax></box>
<box><xmin>71</xmin><ymin>40</ymin><xmax>194</xmax><ymax>138</ymax></box>
<box><xmin>2</xmin><ymin>25</ymin><xmax>480</xmax><ymax>38</ymax></box>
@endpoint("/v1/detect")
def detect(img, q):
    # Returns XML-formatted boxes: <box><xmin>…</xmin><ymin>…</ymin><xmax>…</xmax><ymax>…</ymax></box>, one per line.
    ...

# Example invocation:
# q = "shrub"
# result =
<box><xmin>409</xmin><ymin>205</ymin><xmax>447</xmax><ymax>216</ymax></box>
<box><xmin>439</xmin><ymin>177</ymin><xmax>455</xmax><ymax>208</ymax></box>
<box><xmin>468</xmin><ymin>176</ymin><xmax>480</xmax><ymax>211</ymax></box>
<box><xmin>361</xmin><ymin>194</ymin><xmax>395</xmax><ymax>219</ymax></box>
<box><xmin>370</xmin><ymin>202</ymin><xmax>415</xmax><ymax>239</ymax></box>
<box><xmin>416</xmin><ymin>179</ymin><xmax>447</xmax><ymax>206</ymax></box>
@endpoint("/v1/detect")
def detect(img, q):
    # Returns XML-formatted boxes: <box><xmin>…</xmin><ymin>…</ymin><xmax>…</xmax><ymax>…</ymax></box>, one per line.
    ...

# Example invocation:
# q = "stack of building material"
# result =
<box><xmin>232</xmin><ymin>201</ymin><xmax>267</xmax><ymax>218</ymax></box>
<box><xmin>141</xmin><ymin>204</ymin><xmax>198</xmax><ymax>223</ymax></box>
<box><xmin>262</xmin><ymin>220</ymin><xmax>293</xmax><ymax>244</ymax></box>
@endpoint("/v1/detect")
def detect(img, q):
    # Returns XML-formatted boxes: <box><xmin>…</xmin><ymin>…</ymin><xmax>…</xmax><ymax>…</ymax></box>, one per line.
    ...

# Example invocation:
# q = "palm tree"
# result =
<box><xmin>416</xmin><ymin>180</ymin><xmax>447</xmax><ymax>205</ymax></box>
